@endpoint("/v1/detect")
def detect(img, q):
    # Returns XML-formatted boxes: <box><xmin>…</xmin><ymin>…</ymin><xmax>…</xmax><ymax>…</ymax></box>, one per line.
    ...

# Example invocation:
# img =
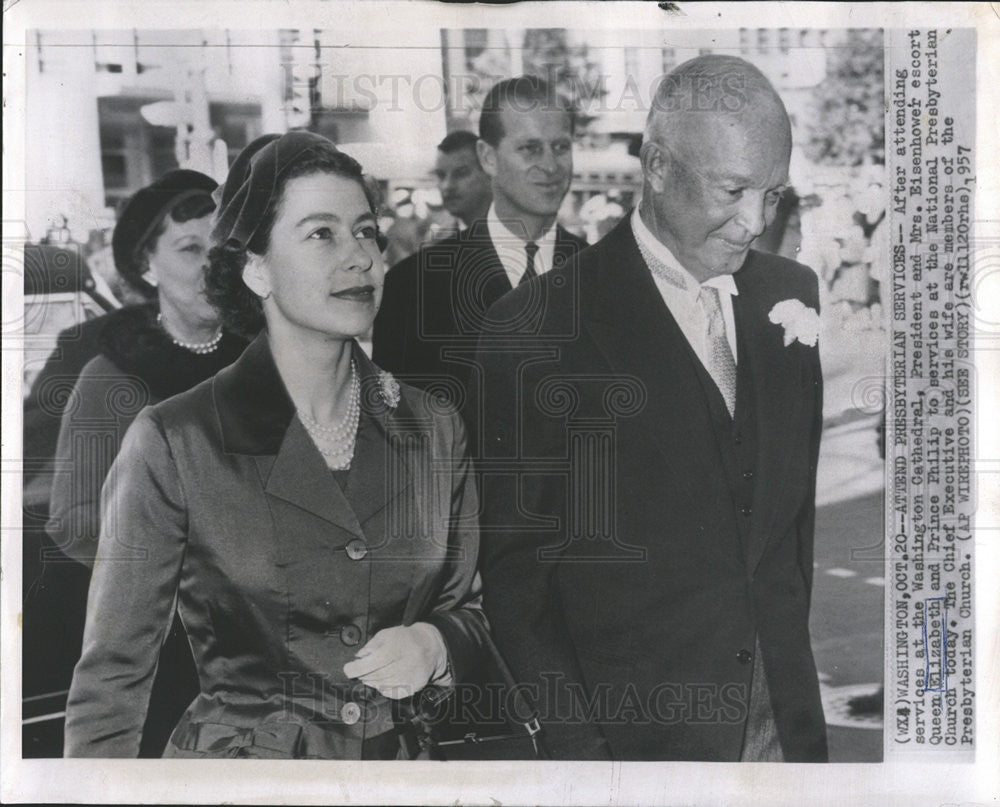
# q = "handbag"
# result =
<box><xmin>395</xmin><ymin>634</ymin><xmax>551</xmax><ymax>760</ymax></box>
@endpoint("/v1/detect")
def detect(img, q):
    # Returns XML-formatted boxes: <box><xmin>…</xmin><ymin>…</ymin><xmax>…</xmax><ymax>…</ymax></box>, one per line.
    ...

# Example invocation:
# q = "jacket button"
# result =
<box><xmin>340</xmin><ymin>624</ymin><xmax>362</xmax><ymax>646</ymax></box>
<box><xmin>737</xmin><ymin>649</ymin><xmax>753</xmax><ymax>665</ymax></box>
<box><xmin>345</xmin><ymin>539</ymin><xmax>368</xmax><ymax>561</ymax></box>
<box><xmin>741</xmin><ymin>505</ymin><xmax>752</xmax><ymax>516</ymax></box>
<box><xmin>742</xmin><ymin>470</ymin><xmax>754</xmax><ymax>480</ymax></box>
<box><xmin>341</xmin><ymin>701</ymin><xmax>362</xmax><ymax>725</ymax></box>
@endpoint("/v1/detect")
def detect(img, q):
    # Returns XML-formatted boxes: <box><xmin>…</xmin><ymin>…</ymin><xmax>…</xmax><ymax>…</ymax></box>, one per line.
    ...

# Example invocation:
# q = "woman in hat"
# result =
<box><xmin>47</xmin><ymin>169</ymin><xmax>247</xmax><ymax>567</ymax></box>
<box><xmin>63</xmin><ymin>132</ymin><xmax>487</xmax><ymax>759</ymax></box>
<box><xmin>46</xmin><ymin>169</ymin><xmax>247</xmax><ymax>755</ymax></box>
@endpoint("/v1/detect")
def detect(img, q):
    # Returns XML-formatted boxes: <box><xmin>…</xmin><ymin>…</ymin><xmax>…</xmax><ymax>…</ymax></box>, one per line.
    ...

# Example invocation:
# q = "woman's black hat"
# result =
<box><xmin>111</xmin><ymin>168</ymin><xmax>217</xmax><ymax>291</ymax></box>
<box><xmin>212</xmin><ymin>131</ymin><xmax>350</xmax><ymax>251</ymax></box>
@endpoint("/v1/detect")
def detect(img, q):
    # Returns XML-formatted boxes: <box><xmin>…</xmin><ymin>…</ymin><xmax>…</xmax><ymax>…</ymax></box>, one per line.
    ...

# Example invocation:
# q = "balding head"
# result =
<box><xmin>643</xmin><ymin>54</ymin><xmax>791</xmax><ymax>151</ymax></box>
<box><xmin>637</xmin><ymin>56</ymin><xmax>793</xmax><ymax>282</ymax></box>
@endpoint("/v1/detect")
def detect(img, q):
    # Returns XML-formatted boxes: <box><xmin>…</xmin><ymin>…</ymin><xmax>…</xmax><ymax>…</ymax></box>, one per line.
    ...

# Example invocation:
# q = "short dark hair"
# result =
<box><xmin>126</xmin><ymin>194</ymin><xmax>216</xmax><ymax>298</ymax></box>
<box><xmin>437</xmin><ymin>130</ymin><xmax>480</xmax><ymax>155</ymax></box>
<box><xmin>478</xmin><ymin>75</ymin><xmax>575</xmax><ymax>147</ymax></box>
<box><xmin>112</xmin><ymin>168</ymin><xmax>217</xmax><ymax>297</ymax></box>
<box><xmin>146</xmin><ymin>193</ymin><xmax>216</xmax><ymax>251</ymax></box>
<box><xmin>205</xmin><ymin>148</ymin><xmax>381</xmax><ymax>338</ymax></box>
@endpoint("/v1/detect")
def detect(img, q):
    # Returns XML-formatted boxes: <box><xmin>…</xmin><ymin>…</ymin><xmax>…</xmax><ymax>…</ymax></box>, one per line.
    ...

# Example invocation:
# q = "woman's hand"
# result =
<box><xmin>342</xmin><ymin>622</ymin><xmax>450</xmax><ymax>699</ymax></box>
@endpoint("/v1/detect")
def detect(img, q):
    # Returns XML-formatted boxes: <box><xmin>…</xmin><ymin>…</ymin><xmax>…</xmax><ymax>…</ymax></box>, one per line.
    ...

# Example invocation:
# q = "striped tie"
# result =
<box><xmin>519</xmin><ymin>241</ymin><xmax>539</xmax><ymax>285</ymax></box>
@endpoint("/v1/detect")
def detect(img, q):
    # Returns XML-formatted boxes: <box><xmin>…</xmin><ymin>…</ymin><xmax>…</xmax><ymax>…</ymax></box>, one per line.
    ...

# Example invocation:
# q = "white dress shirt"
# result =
<box><xmin>487</xmin><ymin>204</ymin><xmax>559</xmax><ymax>288</ymax></box>
<box><xmin>630</xmin><ymin>208</ymin><xmax>739</xmax><ymax>367</ymax></box>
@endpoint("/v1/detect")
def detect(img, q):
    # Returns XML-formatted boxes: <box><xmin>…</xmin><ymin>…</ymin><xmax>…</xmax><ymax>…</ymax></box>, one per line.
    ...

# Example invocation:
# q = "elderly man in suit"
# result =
<box><xmin>373</xmin><ymin>75</ymin><xmax>587</xmax><ymax>442</ymax></box>
<box><xmin>476</xmin><ymin>55</ymin><xmax>827</xmax><ymax>761</ymax></box>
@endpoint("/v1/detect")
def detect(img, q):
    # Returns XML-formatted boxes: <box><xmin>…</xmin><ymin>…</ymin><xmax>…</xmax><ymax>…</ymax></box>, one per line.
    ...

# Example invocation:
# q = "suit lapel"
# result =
<box><xmin>580</xmin><ymin>219</ymin><xmax>730</xmax><ymax>505</ymax></box>
<box><xmin>457</xmin><ymin>223</ymin><xmax>586</xmax><ymax>318</ymax></box>
<box><xmin>263</xmin><ymin>418</ymin><xmax>365</xmax><ymax>541</ymax></box>
<box><xmin>733</xmin><ymin>259</ymin><xmax>804</xmax><ymax>573</ymax></box>
<box><xmin>553</xmin><ymin>225</ymin><xmax>587</xmax><ymax>273</ymax></box>
<box><xmin>342</xmin><ymin>343</ymin><xmax>415</xmax><ymax>532</ymax></box>
<box><xmin>456</xmin><ymin>220</ymin><xmax>511</xmax><ymax>320</ymax></box>
<box><xmin>217</xmin><ymin>333</ymin><xmax>413</xmax><ymax>543</ymax></box>
<box><xmin>214</xmin><ymin>331</ymin><xmax>294</xmax><ymax>455</ymax></box>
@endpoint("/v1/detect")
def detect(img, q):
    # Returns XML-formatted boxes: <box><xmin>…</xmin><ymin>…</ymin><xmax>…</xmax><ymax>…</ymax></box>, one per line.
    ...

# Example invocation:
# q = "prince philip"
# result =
<box><xmin>373</xmin><ymin>76</ymin><xmax>586</xmax><ymax>443</ymax></box>
<box><xmin>476</xmin><ymin>55</ymin><xmax>827</xmax><ymax>761</ymax></box>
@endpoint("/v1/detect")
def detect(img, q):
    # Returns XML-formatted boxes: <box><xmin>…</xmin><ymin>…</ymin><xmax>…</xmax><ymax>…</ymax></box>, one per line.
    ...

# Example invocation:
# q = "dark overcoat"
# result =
<box><xmin>373</xmin><ymin>220</ymin><xmax>587</xmax><ymax>445</ymax></box>
<box><xmin>476</xmin><ymin>216</ymin><xmax>827</xmax><ymax>761</ymax></box>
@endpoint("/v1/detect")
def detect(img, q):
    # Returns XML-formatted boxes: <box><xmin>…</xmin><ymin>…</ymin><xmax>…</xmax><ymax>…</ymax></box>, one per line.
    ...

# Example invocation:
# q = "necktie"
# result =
<box><xmin>519</xmin><ymin>241</ymin><xmax>539</xmax><ymax>285</ymax></box>
<box><xmin>699</xmin><ymin>285</ymin><xmax>737</xmax><ymax>417</ymax></box>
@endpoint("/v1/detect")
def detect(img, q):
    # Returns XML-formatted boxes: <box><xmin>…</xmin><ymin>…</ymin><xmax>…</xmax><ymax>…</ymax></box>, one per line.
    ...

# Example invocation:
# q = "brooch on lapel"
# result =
<box><xmin>378</xmin><ymin>370</ymin><xmax>401</xmax><ymax>408</ymax></box>
<box><xmin>768</xmin><ymin>299</ymin><xmax>821</xmax><ymax>347</ymax></box>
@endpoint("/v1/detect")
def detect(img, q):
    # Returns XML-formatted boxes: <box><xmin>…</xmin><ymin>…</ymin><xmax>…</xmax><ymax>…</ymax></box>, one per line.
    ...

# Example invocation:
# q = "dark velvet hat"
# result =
<box><xmin>211</xmin><ymin>131</ymin><xmax>387</xmax><ymax>253</ymax></box>
<box><xmin>112</xmin><ymin>169</ymin><xmax>217</xmax><ymax>290</ymax></box>
<box><xmin>212</xmin><ymin>131</ymin><xmax>351</xmax><ymax>251</ymax></box>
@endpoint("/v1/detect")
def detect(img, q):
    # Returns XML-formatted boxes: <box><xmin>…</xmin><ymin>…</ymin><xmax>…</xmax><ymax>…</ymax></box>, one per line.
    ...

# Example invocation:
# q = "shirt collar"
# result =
<box><xmin>631</xmin><ymin>208</ymin><xmax>738</xmax><ymax>298</ymax></box>
<box><xmin>703</xmin><ymin>272</ymin><xmax>738</xmax><ymax>298</ymax></box>
<box><xmin>487</xmin><ymin>203</ymin><xmax>559</xmax><ymax>252</ymax></box>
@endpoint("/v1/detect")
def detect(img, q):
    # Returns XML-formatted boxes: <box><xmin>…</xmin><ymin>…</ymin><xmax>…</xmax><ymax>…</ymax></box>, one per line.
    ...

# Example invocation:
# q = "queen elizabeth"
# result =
<box><xmin>64</xmin><ymin>131</ymin><xmax>488</xmax><ymax>759</ymax></box>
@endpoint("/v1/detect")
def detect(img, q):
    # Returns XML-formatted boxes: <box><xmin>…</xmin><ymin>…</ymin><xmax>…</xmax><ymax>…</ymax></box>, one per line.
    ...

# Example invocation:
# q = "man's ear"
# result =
<box><xmin>476</xmin><ymin>138</ymin><xmax>498</xmax><ymax>179</ymax></box>
<box><xmin>242</xmin><ymin>253</ymin><xmax>272</xmax><ymax>300</ymax></box>
<box><xmin>639</xmin><ymin>140</ymin><xmax>669</xmax><ymax>195</ymax></box>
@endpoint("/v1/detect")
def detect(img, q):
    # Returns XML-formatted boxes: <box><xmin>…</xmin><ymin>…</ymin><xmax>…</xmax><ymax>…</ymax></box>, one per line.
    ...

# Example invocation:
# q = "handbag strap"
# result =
<box><xmin>407</xmin><ymin>632</ymin><xmax>551</xmax><ymax>760</ymax></box>
<box><xmin>478</xmin><ymin>632</ymin><xmax>550</xmax><ymax>759</ymax></box>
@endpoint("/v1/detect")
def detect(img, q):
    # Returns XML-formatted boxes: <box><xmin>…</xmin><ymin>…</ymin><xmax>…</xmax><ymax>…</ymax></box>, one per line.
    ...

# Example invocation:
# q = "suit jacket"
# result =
<box><xmin>475</xmin><ymin>215</ymin><xmax>827</xmax><ymax>761</ymax></box>
<box><xmin>373</xmin><ymin>220</ymin><xmax>587</xmax><ymax>446</ymax></box>
<box><xmin>43</xmin><ymin>306</ymin><xmax>246</xmax><ymax>757</ymax></box>
<box><xmin>64</xmin><ymin>333</ymin><xmax>487</xmax><ymax>758</ymax></box>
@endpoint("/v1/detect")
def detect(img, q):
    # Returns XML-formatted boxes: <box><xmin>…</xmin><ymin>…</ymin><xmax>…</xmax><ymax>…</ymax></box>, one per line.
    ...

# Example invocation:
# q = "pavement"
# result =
<box><xmin>810</xmin><ymin>413</ymin><xmax>886</xmax><ymax>762</ymax></box>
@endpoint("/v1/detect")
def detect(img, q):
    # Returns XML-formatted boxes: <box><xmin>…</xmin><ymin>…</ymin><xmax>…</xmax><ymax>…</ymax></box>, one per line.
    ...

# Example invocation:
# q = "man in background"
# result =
<box><xmin>373</xmin><ymin>75</ymin><xmax>586</xmax><ymax>443</ymax></box>
<box><xmin>433</xmin><ymin>130</ymin><xmax>492</xmax><ymax>233</ymax></box>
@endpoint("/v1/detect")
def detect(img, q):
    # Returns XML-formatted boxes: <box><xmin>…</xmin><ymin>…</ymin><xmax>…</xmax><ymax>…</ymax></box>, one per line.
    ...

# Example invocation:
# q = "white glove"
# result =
<box><xmin>342</xmin><ymin>622</ymin><xmax>450</xmax><ymax>700</ymax></box>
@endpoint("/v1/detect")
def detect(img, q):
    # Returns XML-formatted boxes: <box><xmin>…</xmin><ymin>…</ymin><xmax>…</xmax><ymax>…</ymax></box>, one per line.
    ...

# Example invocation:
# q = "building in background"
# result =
<box><xmin>27</xmin><ymin>30</ymin><xmax>280</xmax><ymax>240</ymax></box>
<box><xmin>25</xmin><ymin>26</ymin><xmax>840</xmax><ymax>241</ymax></box>
<box><xmin>24</xmin><ymin>27</ymin><xmax>447</xmax><ymax>244</ymax></box>
<box><xmin>439</xmin><ymin>27</ymin><xmax>838</xmax><ymax>234</ymax></box>
<box><xmin>25</xmin><ymin>26</ymin><xmax>883</xmax><ymax>365</ymax></box>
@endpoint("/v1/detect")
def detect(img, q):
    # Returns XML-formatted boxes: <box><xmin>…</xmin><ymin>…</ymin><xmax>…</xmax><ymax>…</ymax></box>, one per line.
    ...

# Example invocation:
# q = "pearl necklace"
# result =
<box><xmin>157</xmin><ymin>313</ymin><xmax>223</xmax><ymax>355</ymax></box>
<box><xmin>298</xmin><ymin>361</ymin><xmax>361</xmax><ymax>470</ymax></box>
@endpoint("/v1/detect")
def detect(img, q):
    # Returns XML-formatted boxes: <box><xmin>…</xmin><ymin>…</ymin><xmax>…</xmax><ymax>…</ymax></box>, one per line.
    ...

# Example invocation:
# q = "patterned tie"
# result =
<box><xmin>637</xmin><ymin>237</ymin><xmax>737</xmax><ymax>415</ymax></box>
<box><xmin>519</xmin><ymin>241</ymin><xmax>539</xmax><ymax>285</ymax></box>
<box><xmin>699</xmin><ymin>285</ymin><xmax>737</xmax><ymax>417</ymax></box>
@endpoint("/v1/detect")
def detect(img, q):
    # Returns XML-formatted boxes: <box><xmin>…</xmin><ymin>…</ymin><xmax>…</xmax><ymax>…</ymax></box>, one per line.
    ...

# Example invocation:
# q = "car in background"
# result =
<box><xmin>19</xmin><ymin>242</ymin><xmax>119</xmax><ymax>757</ymax></box>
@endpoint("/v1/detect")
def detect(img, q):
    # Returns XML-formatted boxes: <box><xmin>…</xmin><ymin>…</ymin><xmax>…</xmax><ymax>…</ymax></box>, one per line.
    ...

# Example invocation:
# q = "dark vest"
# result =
<box><xmin>687</xmin><ymin>323</ymin><xmax>761</xmax><ymax>568</ymax></box>
<box><xmin>686</xmin><ymin>322</ymin><xmax>781</xmax><ymax>756</ymax></box>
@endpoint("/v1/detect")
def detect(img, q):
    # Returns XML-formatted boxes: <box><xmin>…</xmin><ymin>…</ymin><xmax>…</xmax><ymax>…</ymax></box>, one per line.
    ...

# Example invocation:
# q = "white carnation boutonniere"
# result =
<box><xmin>768</xmin><ymin>299</ymin><xmax>821</xmax><ymax>347</ymax></box>
<box><xmin>378</xmin><ymin>370</ymin><xmax>401</xmax><ymax>408</ymax></box>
